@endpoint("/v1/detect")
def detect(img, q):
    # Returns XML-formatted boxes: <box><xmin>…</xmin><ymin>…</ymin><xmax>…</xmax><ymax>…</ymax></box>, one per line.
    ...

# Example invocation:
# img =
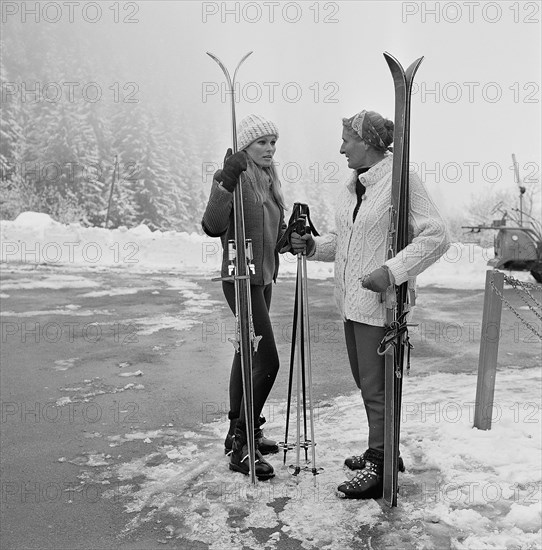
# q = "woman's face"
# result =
<box><xmin>340</xmin><ymin>127</ymin><xmax>367</xmax><ymax>170</ymax></box>
<box><xmin>245</xmin><ymin>135</ymin><xmax>277</xmax><ymax>167</ymax></box>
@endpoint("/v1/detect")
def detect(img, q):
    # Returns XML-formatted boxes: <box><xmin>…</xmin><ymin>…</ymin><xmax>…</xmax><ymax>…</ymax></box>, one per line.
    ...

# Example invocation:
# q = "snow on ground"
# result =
<box><xmin>1</xmin><ymin>274</ymin><xmax>101</xmax><ymax>290</ymax></box>
<box><xmin>77</xmin><ymin>367</ymin><xmax>541</xmax><ymax>549</ymax></box>
<box><xmin>1</xmin><ymin>306</ymin><xmax>113</xmax><ymax>317</ymax></box>
<box><xmin>2</xmin><ymin>212</ymin><xmax>541</xmax><ymax>548</ymax></box>
<box><xmin>1</xmin><ymin>211</ymin><xmax>535</xmax><ymax>288</ymax></box>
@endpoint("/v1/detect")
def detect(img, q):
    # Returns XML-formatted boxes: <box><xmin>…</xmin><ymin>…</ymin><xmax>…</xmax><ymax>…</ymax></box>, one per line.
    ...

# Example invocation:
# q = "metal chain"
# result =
<box><xmin>490</xmin><ymin>280</ymin><xmax>542</xmax><ymax>340</ymax></box>
<box><xmin>500</xmin><ymin>272</ymin><xmax>542</xmax><ymax>323</ymax></box>
<box><xmin>509</xmin><ymin>286</ymin><xmax>542</xmax><ymax>324</ymax></box>
<box><xmin>502</xmin><ymin>274</ymin><xmax>541</xmax><ymax>292</ymax></box>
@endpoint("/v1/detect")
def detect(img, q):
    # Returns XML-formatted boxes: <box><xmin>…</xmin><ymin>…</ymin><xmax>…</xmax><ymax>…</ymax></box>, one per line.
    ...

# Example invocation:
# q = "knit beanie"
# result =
<box><xmin>237</xmin><ymin>115</ymin><xmax>279</xmax><ymax>151</ymax></box>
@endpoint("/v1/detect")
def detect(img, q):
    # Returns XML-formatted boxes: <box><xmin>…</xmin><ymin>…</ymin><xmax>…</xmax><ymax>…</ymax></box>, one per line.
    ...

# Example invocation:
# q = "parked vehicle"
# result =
<box><xmin>463</xmin><ymin>154</ymin><xmax>542</xmax><ymax>283</ymax></box>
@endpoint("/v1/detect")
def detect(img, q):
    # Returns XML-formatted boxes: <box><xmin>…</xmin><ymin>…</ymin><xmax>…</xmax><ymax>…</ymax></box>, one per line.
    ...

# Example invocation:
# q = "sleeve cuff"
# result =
<box><xmin>385</xmin><ymin>257</ymin><xmax>408</xmax><ymax>286</ymax></box>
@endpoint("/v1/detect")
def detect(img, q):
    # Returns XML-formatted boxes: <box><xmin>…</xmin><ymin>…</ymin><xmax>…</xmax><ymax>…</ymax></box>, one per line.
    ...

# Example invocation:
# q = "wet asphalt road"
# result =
<box><xmin>1</xmin><ymin>264</ymin><xmax>540</xmax><ymax>549</ymax></box>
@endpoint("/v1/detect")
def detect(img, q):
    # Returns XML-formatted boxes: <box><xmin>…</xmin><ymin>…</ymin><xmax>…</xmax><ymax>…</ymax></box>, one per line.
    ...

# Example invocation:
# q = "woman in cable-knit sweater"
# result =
<box><xmin>292</xmin><ymin>110</ymin><xmax>450</xmax><ymax>499</ymax></box>
<box><xmin>201</xmin><ymin>115</ymin><xmax>286</xmax><ymax>480</ymax></box>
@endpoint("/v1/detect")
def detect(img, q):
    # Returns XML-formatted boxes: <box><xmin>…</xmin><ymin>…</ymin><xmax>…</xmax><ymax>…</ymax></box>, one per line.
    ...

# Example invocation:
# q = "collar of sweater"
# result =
<box><xmin>347</xmin><ymin>154</ymin><xmax>393</xmax><ymax>192</ymax></box>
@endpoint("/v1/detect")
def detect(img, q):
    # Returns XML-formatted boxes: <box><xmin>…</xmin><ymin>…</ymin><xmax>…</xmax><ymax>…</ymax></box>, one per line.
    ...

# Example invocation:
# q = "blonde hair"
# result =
<box><xmin>244</xmin><ymin>156</ymin><xmax>286</xmax><ymax>210</ymax></box>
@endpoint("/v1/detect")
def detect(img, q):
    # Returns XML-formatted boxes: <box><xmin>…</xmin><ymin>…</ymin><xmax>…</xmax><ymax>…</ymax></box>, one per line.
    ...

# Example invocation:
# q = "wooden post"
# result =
<box><xmin>473</xmin><ymin>270</ymin><xmax>504</xmax><ymax>430</ymax></box>
<box><xmin>104</xmin><ymin>155</ymin><xmax>118</xmax><ymax>229</ymax></box>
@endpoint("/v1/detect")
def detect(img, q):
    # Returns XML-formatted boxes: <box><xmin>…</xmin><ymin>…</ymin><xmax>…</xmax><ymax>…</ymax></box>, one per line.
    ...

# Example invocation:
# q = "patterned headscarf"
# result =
<box><xmin>343</xmin><ymin>110</ymin><xmax>393</xmax><ymax>152</ymax></box>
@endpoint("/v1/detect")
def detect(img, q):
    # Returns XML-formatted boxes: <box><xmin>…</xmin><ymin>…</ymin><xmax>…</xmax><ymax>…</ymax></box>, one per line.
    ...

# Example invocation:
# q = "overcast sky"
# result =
<box><xmin>139</xmin><ymin>0</ymin><xmax>542</xmax><ymax>215</ymax></box>
<box><xmin>4</xmin><ymin>0</ymin><xmax>541</xmax><ymax>216</ymax></box>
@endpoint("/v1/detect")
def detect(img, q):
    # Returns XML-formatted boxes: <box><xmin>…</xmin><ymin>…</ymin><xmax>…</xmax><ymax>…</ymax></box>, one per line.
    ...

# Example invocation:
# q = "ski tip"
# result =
<box><xmin>406</xmin><ymin>56</ymin><xmax>424</xmax><ymax>78</ymax></box>
<box><xmin>206</xmin><ymin>51</ymin><xmax>221</xmax><ymax>64</ymax></box>
<box><xmin>383</xmin><ymin>51</ymin><xmax>404</xmax><ymax>73</ymax></box>
<box><xmin>231</xmin><ymin>51</ymin><xmax>254</xmax><ymax>84</ymax></box>
<box><xmin>383</xmin><ymin>51</ymin><xmax>397</xmax><ymax>62</ymax></box>
<box><xmin>411</xmin><ymin>55</ymin><xmax>425</xmax><ymax>67</ymax></box>
<box><xmin>234</xmin><ymin>51</ymin><xmax>254</xmax><ymax>70</ymax></box>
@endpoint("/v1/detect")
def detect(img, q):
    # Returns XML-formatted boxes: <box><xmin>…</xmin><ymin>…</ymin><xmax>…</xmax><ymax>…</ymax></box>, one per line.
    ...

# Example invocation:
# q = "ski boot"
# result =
<box><xmin>337</xmin><ymin>449</ymin><xmax>384</xmax><ymax>499</ymax></box>
<box><xmin>225</xmin><ymin>416</ymin><xmax>278</xmax><ymax>456</ymax></box>
<box><xmin>254</xmin><ymin>416</ymin><xmax>279</xmax><ymax>455</ymax></box>
<box><xmin>344</xmin><ymin>449</ymin><xmax>405</xmax><ymax>472</ymax></box>
<box><xmin>224</xmin><ymin>413</ymin><xmax>237</xmax><ymax>456</ymax></box>
<box><xmin>229</xmin><ymin>425</ymin><xmax>275</xmax><ymax>480</ymax></box>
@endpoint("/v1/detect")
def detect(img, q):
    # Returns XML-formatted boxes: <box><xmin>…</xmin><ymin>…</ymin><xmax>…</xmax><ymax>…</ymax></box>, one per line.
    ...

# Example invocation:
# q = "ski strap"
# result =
<box><xmin>276</xmin><ymin>202</ymin><xmax>319</xmax><ymax>255</ymax></box>
<box><xmin>377</xmin><ymin>310</ymin><xmax>413</xmax><ymax>373</ymax></box>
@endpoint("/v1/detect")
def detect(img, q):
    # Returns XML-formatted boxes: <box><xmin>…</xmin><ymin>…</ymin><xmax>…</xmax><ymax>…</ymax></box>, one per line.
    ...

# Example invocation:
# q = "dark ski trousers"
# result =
<box><xmin>344</xmin><ymin>320</ymin><xmax>386</xmax><ymax>453</ymax></box>
<box><xmin>222</xmin><ymin>282</ymin><xmax>280</xmax><ymax>427</ymax></box>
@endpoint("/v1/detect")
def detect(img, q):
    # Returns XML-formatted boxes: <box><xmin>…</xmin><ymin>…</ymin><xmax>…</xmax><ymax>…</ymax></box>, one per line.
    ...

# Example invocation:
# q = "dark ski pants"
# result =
<box><xmin>222</xmin><ymin>282</ymin><xmax>280</xmax><ymax>427</ymax></box>
<box><xmin>344</xmin><ymin>320</ymin><xmax>387</xmax><ymax>453</ymax></box>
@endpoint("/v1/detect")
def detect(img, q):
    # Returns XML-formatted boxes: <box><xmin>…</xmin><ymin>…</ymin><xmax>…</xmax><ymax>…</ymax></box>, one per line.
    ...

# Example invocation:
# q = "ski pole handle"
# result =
<box><xmin>295</xmin><ymin>215</ymin><xmax>307</xmax><ymax>236</ymax></box>
<box><xmin>295</xmin><ymin>215</ymin><xmax>307</xmax><ymax>256</ymax></box>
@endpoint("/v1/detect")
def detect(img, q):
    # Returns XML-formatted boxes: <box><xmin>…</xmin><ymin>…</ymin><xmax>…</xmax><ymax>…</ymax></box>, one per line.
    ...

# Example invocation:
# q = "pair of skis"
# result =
<box><xmin>207</xmin><ymin>51</ymin><xmax>259</xmax><ymax>484</ymax></box>
<box><xmin>380</xmin><ymin>52</ymin><xmax>423</xmax><ymax>507</ymax></box>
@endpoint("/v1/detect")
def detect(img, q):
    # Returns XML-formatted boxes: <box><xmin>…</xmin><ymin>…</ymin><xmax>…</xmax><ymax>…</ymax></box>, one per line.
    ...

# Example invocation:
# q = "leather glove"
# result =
<box><xmin>213</xmin><ymin>169</ymin><xmax>224</xmax><ymax>183</ymax></box>
<box><xmin>290</xmin><ymin>232</ymin><xmax>315</xmax><ymax>256</ymax></box>
<box><xmin>361</xmin><ymin>266</ymin><xmax>392</xmax><ymax>293</ymax></box>
<box><xmin>221</xmin><ymin>148</ymin><xmax>247</xmax><ymax>192</ymax></box>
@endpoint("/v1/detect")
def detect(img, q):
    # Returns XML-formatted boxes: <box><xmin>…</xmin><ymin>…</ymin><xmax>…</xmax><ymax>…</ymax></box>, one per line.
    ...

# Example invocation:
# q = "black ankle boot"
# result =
<box><xmin>255</xmin><ymin>416</ymin><xmax>279</xmax><ymax>455</ymax></box>
<box><xmin>225</xmin><ymin>416</ymin><xmax>279</xmax><ymax>456</ymax></box>
<box><xmin>224</xmin><ymin>415</ymin><xmax>237</xmax><ymax>455</ymax></box>
<box><xmin>344</xmin><ymin>450</ymin><xmax>405</xmax><ymax>473</ymax></box>
<box><xmin>229</xmin><ymin>426</ymin><xmax>275</xmax><ymax>480</ymax></box>
<box><xmin>338</xmin><ymin>448</ymin><xmax>384</xmax><ymax>499</ymax></box>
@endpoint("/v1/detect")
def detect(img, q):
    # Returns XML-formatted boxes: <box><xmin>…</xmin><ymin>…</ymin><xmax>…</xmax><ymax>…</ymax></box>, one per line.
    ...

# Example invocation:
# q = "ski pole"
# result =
<box><xmin>297</xmin><ymin>214</ymin><xmax>309</xmax><ymax>464</ymax></box>
<box><xmin>283</xmin><ymin>275</ymin><xmax>298</xmax><ymax>465</ymax></box>
<box><xmin>301</xmin><ymin>242</ymin><xmax>318</xmax><ymax>476</ymax></box>
<box><xmin>297</xmin><ymin>212</ymin><xmax>321</xmax><ymax>477</ymax></box>
<box><xmin>294</xmin><ymin>250</ymin><xmax>303</xmax><ymax>476</ymax></box>
<box><xmin>283</xmin><ymin>204</ymin><xmax>322</xmax><ymax>477</ymax></box>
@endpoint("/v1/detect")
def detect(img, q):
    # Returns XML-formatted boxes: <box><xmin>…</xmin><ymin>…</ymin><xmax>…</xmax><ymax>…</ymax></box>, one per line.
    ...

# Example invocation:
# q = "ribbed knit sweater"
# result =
<box><xmin>201</xmin><ymin>172</ymin><xmax>285</xmax><ymax>285</ymax></box>
<box><xmin>310</xmin><ymin>154</ymin><xmax>450</xmax><ymax>326</ymax></box>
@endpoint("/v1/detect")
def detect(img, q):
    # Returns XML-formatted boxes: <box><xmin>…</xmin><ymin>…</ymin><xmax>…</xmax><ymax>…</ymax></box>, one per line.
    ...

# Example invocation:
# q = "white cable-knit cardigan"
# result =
<box><xmin>310</xmin><ymin>155</ymin><xmax>450</xmax><ymax>327</ymax></box>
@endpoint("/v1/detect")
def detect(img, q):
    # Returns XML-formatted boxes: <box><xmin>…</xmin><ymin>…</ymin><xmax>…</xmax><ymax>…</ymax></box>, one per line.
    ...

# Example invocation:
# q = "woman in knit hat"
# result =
<box><xmin>202</xmin><ymin>114</ymin><xmax>286</xmax><ymax>480</ymax></box>
<box><xmin>291</xmin><ymin>110</ymin><xmax>450</xmax><ymax>498</ymax></box>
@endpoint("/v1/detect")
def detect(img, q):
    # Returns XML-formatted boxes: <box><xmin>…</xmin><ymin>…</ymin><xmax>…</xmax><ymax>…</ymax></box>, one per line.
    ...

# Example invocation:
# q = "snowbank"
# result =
<box><xmin>0</xmin><ymin>212</ymin><xmax>535</xmax><ymax>289</ymax></box>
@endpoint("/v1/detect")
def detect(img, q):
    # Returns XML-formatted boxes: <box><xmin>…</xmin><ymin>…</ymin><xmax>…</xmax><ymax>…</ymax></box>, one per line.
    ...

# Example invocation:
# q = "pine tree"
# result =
<box><xmin>156</xmin><ymin>103</ymin><xmax>198</xmax><ymax>231</ymax></box>
<box><xmin>0</xmin><ymin>43</ymin><xmax>25</xmax><ymax>219</ymax></box>
<box><xmin>111</xmin><ymin>101</ymin><xmax>181</xmax><ymax>230</ymax></box>
<box><xmin>1</xmin><ymin>19</ymin><xmax>217</xmax><ymax>231</ymax></box>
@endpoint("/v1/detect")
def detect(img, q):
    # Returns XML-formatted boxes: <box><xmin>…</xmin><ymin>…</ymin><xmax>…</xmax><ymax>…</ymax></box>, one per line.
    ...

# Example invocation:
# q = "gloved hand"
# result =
<box><xmin>361</xmin><ymin>266</ymin><xmax>392</xmax><ymax>293</ymax></box>
<box><xmin>221</xmin><ymin>148</ymin><xmax>247</xmax><ymax>192</ymax></box>
<box><xmin>290</xmin><ymin>232</ymin><xmax>315</xmax><ymax>256</ymax></box>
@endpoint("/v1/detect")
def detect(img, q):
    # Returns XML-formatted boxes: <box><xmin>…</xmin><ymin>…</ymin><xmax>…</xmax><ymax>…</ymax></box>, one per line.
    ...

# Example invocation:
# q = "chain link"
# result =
<box><xmin>501</xmin><ymin>272</ymin><xmax>542</xmax><ymax>323</ymax></box>
<box><xmin>490</xmin><ymin>277</ymin><xmax>542</xmax><ymax>340</ymax></box>
<box><xmin>502</xmin><ymin>274</ymin><xmax>541</xmax><ymax>292</ymax></box>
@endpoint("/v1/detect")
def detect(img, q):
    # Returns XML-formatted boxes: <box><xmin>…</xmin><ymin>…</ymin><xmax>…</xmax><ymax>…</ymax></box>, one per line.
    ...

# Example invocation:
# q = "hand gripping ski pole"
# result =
<box><xmin>281</xmin><ymin>203</ymin><xmax>322</xmax><ymax>478</ymax></box>
<box><xmin>207</xmin><ymin>51</ymin><xmax>259</xmax><ymax>484</ymax></box>
<box><xmin>380</xmin><ymin>52</ymin><xmax>423</xmax><ymax>506</ymax></box>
